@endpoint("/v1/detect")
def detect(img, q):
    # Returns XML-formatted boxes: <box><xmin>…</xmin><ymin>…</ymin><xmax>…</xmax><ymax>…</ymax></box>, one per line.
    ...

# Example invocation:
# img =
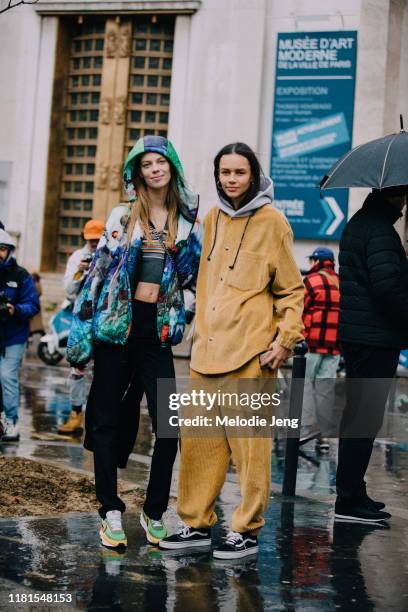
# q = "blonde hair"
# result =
<box><xmin>126</xmin><ymin>164</ymin><xmax>180</xmax><ymax>248</ymax></box>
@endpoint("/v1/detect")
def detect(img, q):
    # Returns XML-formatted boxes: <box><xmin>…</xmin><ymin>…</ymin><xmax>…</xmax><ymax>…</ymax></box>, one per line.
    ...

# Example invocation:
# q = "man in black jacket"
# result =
<box><xmin>336</xmin><ymin>186</ymin><xmax>408</xmax><ymax>523</ymax></box>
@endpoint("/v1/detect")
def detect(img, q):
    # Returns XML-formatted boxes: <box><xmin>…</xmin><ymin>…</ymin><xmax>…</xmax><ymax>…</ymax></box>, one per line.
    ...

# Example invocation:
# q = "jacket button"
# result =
<box><xmin>209</xmin><ymin>337</ymin><xmax>214</xmax><ymax>341</ymax></box>
<box><xmin>220</xmin><ymin>277</ymin><xmax>223</xmax><ymax>281</ymax></box>
<box><xmin>225</xmin><ymin>246</ymin><xmax>230</xmax><ymax>251</ymax></box>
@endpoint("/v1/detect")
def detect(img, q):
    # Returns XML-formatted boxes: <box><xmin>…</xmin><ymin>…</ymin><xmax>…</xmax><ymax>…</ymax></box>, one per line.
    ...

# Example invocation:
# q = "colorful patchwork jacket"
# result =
<box><xmin>66</xmin><ymin>136</ymin><xmax>202</xmax><ymax>367</ymax></box>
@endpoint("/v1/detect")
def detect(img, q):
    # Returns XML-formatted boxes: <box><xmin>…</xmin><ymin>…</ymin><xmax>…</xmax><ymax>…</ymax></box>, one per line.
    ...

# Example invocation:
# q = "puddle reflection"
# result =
<box><xmin>0</xmin><ymin>503</ymin><xmax>406</xmax><ymax>611</ymax></box>
<box><xmin>0</xmin><ymin>363</ymin><xmax>406</xmax><ymax>609</ymax></box>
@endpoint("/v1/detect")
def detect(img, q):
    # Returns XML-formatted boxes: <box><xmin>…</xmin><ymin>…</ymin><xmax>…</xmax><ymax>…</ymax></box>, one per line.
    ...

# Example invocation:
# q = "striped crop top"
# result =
<box><xmin>139</xmin><ymin>224</ymin><xmax>168</xmax><ymax>285</ymax></box>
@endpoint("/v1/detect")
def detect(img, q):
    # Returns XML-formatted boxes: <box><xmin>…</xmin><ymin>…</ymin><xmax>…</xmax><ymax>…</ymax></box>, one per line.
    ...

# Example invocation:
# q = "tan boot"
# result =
<box><xmin>58</xmin><ymin>411</ymin><xmax>84</xmax><ymax>434</ymax></box>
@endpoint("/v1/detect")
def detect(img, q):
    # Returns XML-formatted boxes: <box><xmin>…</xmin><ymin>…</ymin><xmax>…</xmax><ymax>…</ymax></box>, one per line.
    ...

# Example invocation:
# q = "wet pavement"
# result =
<box><xmin>1</xmin><ymin>503</ymin><xmax>407</xmax><ymax>611</ymax></box>
<box><xmin>0</xmin><ymin>358</ymin><xmax>407</xmax><ymax>610</ymax></box>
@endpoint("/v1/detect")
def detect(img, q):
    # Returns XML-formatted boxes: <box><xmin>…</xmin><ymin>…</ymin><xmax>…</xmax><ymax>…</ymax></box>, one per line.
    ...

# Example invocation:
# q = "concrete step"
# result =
<box><xmin>38</xmin><ymin>273</ymin><xmax>65</xmax><ymax>326</ymax></box>
<box><xmin>40</xmin><ymin>273</ymin><xmax>65</xmax><ymax>306</ymax></box>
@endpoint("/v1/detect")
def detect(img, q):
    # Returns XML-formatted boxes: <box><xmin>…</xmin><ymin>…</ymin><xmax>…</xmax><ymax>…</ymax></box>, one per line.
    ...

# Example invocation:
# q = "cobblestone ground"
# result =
<box><xmin>0</xmin><ymin>357</ymin><xmax>407</xmax><ymax>611</ymax></box>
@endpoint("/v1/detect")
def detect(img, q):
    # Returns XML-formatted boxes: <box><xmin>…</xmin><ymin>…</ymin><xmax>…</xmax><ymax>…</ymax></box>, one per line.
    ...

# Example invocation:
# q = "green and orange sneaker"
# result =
<box><xmin>140</xmin><ymin>510</ymin><xmax>167</xmax><ymax>544</ymax></box>
<box><xmin>100</xmin><ymin>510</ymin><xmax>127</xmax><ymax>550</ymax></box>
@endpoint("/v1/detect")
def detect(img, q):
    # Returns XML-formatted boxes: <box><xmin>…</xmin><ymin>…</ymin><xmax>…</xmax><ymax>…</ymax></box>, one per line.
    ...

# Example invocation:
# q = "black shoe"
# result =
<box><xmin>213</xmin><ymin>531</ymin><xmax>259</xmax><ymax>559</ymax></box>
<box><xmin>335</xmin><ymin>498</ymin><xmax>391</xmax><ymax>524</ymax></box>
<box><xmin>363</xmin><ymin>494</ymin><xmax>386</xmax><ymax>511</ymax></box>
<box><xmin>158</xmin><ymin>522</ymin><xmax>211</xmax><ymax>550</ymax></box>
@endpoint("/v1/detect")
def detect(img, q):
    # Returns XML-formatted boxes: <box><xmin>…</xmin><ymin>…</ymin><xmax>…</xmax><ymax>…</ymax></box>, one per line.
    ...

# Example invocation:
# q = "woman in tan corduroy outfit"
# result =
<box><xmin>160</xmin><ymin>143</ymin><xmax>304</xmax><ymax>559</ymax></box>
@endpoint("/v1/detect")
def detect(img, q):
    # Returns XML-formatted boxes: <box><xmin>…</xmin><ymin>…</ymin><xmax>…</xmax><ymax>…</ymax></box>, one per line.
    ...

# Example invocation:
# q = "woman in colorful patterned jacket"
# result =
<box><xmin>67</xmin><ymin>135</ymin><xmax>201</xmax><ymax>550</ymax></box>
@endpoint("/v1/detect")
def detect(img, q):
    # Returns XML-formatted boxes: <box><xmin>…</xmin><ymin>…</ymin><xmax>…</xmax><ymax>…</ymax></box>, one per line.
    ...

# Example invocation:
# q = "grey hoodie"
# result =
<box><xmin>217</xmin><ymin>176</ymin><xmax>274</xmax><ymax>218</ymax></box>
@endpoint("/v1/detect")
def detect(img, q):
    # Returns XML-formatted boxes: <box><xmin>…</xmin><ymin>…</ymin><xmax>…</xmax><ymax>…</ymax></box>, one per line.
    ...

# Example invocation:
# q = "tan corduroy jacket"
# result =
<box><xmin>190</xmin><ymin>205</ymin><xmax>305</xmax><ymax>374</ymax></box>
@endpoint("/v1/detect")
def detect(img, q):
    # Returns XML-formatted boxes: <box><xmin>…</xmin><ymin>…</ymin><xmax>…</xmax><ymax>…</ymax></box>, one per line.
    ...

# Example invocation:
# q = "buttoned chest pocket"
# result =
<box><xmin>225</xmin><ymin>251</ymin><xmax>269</xmax><ymax>291</ymax></box>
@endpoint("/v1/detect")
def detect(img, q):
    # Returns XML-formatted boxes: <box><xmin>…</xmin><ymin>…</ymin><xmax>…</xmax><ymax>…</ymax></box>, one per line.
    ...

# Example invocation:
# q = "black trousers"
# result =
<box><xmin>92</xmin><ymin>303</ymin><xmax>178</xmax><ymax>519</ymax></box>
<box><xmin>336</xmin><ymin>343</ymin><xmax>399</xmax><ymax>499</ymax></box>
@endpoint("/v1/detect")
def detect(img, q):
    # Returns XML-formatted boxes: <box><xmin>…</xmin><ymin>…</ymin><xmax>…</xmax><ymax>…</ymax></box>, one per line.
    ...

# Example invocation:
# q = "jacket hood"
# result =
<box><xmin>122</xmin><ymin>135</ymin><xmax>198</xmax><ymax>223</ymax></box>
<box><xmin>0</xmin><ymin>229</ymin><xmax>16</xmax><ymax>250</ymax></box>
<box><xmin>217</xmin><ymin>176</ymin><xmax>274</xmax><ymax>218</ymax></box>
<box><xmin>363</xmin><ymin>192</ymin><xmax>402</xmax><ymax>224</ymax></box>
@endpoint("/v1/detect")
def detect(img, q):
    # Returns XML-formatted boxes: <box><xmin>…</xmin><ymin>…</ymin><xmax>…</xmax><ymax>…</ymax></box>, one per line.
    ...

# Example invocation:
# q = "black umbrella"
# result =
<box><xmin>320</xmin><ymin>115</ymin><xmax>408</xmax><ymax>190</ymax></box>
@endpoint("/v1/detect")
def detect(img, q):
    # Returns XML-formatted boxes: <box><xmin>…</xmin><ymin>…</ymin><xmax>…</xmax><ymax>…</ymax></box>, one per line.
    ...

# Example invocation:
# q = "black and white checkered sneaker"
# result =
<box><xmin>213</xmin><ymin>531</ymin><xmax>259</xmax><ymax>559</ymax></box>
<box><xmin>159</xmin><ymin>522</ymin><xmax>211</xmax><ymax>549</ymax></box>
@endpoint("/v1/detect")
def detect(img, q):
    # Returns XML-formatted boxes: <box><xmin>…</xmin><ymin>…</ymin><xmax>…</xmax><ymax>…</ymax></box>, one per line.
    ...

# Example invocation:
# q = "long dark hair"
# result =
<box><xmin>213</xmin><ymin>142</ymin><xmax>263</xmax><ymax>208</ymax></box>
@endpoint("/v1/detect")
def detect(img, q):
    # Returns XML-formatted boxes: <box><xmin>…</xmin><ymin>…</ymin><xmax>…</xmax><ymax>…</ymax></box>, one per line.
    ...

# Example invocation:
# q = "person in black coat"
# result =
<box><xmin>336</xmin><ymin>186</ymin><xmax>408</xmax><ymax>523</ymax></box>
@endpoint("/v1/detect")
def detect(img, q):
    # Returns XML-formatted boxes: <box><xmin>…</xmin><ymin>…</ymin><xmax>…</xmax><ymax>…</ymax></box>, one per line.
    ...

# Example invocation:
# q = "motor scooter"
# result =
<box><xmin>37</xmin><ymin>300</ymin><xmax>73</xmax><ymax>365</ymax></box>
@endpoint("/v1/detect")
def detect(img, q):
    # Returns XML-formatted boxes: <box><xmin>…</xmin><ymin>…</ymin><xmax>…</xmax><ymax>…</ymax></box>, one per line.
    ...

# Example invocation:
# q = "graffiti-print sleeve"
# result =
<box><xmin>178</xmin><ymin>218</ymin><xmax>202</xmax><ymax>321</ymax></box>
<box><xmin>177</xmin><ymin>218</ymin><xmax>202</xmax><ymax>294</ymax></box>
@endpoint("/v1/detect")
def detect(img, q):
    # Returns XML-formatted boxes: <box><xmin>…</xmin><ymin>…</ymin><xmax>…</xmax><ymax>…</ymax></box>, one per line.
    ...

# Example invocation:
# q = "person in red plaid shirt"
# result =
<box><xmin>301</xmin><ymin>247</ymin><xmax>340</xmax><ymax>452</ymax></box>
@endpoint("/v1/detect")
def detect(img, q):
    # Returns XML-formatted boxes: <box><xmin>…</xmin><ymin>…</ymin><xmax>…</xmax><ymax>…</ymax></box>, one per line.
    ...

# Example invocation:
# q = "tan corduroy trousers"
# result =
<box><xmin>177</xmin><ymin>355</ymin><xmax>275</xmax><ymax>535</ymax></box>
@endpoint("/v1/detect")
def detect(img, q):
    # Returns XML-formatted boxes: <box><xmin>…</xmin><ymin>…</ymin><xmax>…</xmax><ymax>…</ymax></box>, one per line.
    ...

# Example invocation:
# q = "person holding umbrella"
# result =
<box><xmin>321</xmin><ymin>119</ymin><xmax>408</xmax><ymax>523</ymax></box>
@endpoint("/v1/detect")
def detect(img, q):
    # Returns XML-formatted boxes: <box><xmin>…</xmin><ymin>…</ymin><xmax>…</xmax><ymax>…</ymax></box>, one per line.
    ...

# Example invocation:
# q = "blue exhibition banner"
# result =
<box><xmin>271</xmin><ymin>31</ymin><xmax>358</xmax><ymax>240</ymax></box>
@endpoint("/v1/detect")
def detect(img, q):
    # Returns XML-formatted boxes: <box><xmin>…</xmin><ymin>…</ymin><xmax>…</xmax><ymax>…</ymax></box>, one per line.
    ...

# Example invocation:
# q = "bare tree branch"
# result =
<box><xmin>0</xmin><ymin>0</ymin><xmax>39</xmax><ymax>15</ymax></box>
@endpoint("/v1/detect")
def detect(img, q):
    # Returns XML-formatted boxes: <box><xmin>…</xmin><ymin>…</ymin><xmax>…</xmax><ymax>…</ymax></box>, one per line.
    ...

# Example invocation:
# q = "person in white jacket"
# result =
<box><xmin>58</xmin><ymin>219</ymin><xmax>103</xmax><ymax>435</ymax></box>
<box><xmin>63</xmin><ymin>220</ymin><xmax>104</xmax><ymax>301</ymax></box>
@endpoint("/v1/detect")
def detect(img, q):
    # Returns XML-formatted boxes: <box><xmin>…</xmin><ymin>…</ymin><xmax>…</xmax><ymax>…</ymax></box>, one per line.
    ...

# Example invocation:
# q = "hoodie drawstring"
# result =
<box><xmin>229</xmin><ymin>212</ymin><xmax>254</xmax><ymax>270</ymax></box>
<box><xmin>207</xmin><ymin>210</ymin><xmax>221</xmax><ymax>261</ymax></box>
<box><xmin>206</xmin><ymin>210</ymin><xmax>255</xmax><ymax>270</ymax></box>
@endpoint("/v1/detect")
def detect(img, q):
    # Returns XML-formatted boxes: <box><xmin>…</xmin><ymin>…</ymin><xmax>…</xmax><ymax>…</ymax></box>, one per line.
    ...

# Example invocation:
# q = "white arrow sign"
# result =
<box><xmin>324</xmin><ymin>197</ymin><xmax>345</xmax><ymax>236</ymax></box>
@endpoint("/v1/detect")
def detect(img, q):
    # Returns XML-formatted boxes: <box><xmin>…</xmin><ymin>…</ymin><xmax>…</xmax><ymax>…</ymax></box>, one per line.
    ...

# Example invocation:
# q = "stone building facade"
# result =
<box><xmin>0</xmin><ymin>0</ymin><xmax>407</xmax><ymax>272</ymax></box>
